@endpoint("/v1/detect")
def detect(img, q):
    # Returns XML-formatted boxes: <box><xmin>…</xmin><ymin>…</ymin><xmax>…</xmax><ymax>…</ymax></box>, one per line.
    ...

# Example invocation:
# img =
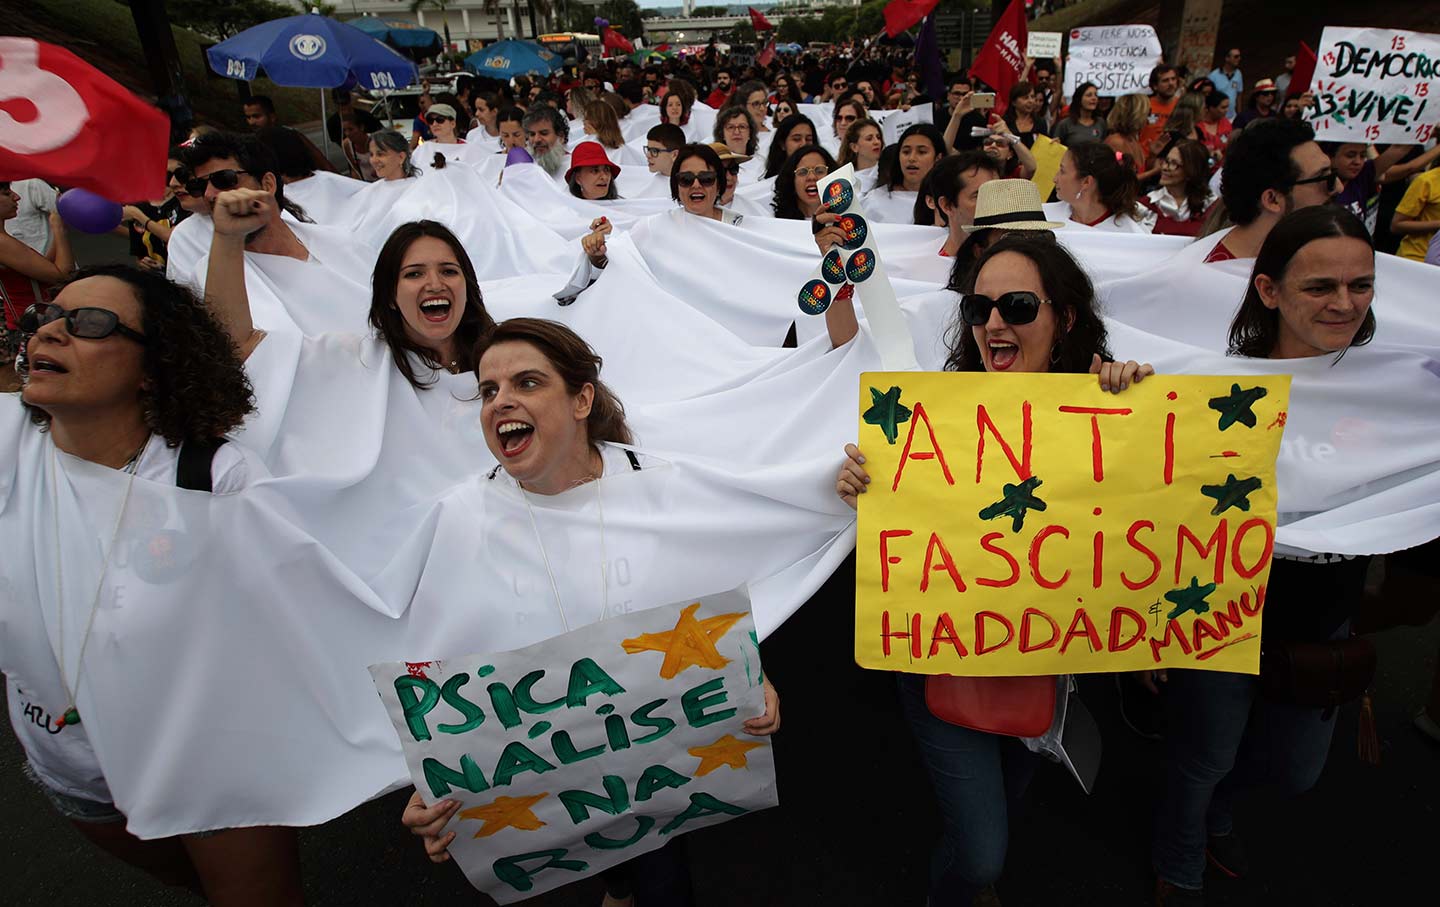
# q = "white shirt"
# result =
<box><xmin>7</xmin><ymin>437</ymin><xmax>254</xmax><ymax>803</ymax></box>
<box><xmin>4</xmin><ymin>179</ymin><xmax>58</xmax><ymax>254</ymax></box>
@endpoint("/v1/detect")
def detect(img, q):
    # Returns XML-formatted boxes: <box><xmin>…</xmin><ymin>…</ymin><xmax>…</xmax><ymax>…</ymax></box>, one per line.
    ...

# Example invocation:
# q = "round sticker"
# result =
<box><xmin>845</xmin><ymin>248</ymin><xmax>877</xmax><ymax>283</ymax></box>
<box><xmin>822</xmin><ymin>178</ymin><xmax>854</xmax><ymax>214</ymax></box>
<box><xmin>797</xmin><ymin>279</ymin><xmax>831</xmax><ymax>315</ymax></box>
<box><xmin>821</xmin><ymin>249</ymin><xmax>847</xmax><ymax>284</ymax></box>
<box><xmin>837</xmin><ymin>213</ymin><xmax>869</xmax><ymax>250</ymax></box>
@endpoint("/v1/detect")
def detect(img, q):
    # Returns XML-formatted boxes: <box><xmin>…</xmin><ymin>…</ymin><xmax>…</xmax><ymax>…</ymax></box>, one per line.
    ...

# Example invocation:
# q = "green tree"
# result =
<box><xmin>410</xmin><ymin>0</ymin><xmax>454</xmax><ymax>50</ymax></box>
<box><xmin>566</xmin><ymin>0</ymin><xmax>643</xmax><ymax>38</ymax></box>
<box><xmin>167</xmin><ymin>0</ymin><xmax>298</xmax><ymax>39</ymax></box>
<box><xmin>691</xmin><ymin>5</ymin><xmax>730</xmax><ymax>15</ymax></box>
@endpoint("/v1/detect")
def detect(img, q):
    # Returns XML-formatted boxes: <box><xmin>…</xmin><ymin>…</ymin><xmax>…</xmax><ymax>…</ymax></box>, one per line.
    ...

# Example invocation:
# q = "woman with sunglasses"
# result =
<box><xmin>119</xmin><ymin>150</ymin><xmax>192</xmax><ymax>271</ymax></box>
<box><xmin>829</xmin><ymin>236</ymin><xmax>1151</xmax><ymax>907</ymax></box>
<box><xmin>3</xmin><ymin>264</ymin><xmax>306</xmax><ymax>906</ymax></box>
<box><xmin>1151</xmin><ymin>207</ymin><xmax>1381</xmax><ymax>906</ymax></box>
<box><xmin>410</xmin><ymin>102</ymin><xmax>467</xmax><ymax>172</ymax></box>
<box><xmin>2</xmin><ymin>181</ymin><xmax>74</xmax><ymax>387</ymax></box>
<box><xmin>772</xmin><ymin>145</ymin><xmax>836</xmax><ymax>221</ymax></box>
<box><xmin>980</xmin><ymin>119</ymin><xmax>1038</xmax><ymax>180</ymax></box>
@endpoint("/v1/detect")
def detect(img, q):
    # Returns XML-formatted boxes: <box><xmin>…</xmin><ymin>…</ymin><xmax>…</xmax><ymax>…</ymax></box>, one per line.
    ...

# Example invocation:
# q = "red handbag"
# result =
<box><xmin>925</xmin><ymin>674</ymin><xmax>1057</xmax><ymax>738</ymax></box>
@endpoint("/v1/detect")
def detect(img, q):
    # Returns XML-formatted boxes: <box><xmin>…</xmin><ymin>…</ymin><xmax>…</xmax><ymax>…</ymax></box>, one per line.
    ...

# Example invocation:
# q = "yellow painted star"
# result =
<box><xmin>688</xmin><ymin>733</ymin><xmax>765</xmax><ymax>777</ymax></box>
<box><xmin>458</xmin><ymin>792</ymin><xmax>549</xmax><ymax>838</ymax></box>
<box><xmin>620</xmin><ymin>602</ymin><xmax>746</xmax><ymax>679</ymax></box>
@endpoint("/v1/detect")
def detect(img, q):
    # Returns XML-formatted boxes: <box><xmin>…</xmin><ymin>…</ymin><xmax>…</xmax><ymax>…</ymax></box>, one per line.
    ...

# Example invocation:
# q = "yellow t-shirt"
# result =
<box><xmin>1395</xmin><ymin>168</ymin><xmax>1440</xmax><ymax>262</ymax></box>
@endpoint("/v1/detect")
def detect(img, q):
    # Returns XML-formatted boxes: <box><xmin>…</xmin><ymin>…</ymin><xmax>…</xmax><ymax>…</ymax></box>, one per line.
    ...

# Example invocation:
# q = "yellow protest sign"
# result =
<box><xmin>855</xmin><ymin>372</ymin><xmax>1292</xmax><ymax>677</ymax></box>
<box><xmin>1030</xmin><ymin>134</ymin><xmax>1067</xmax><ymax>203</ymax></box>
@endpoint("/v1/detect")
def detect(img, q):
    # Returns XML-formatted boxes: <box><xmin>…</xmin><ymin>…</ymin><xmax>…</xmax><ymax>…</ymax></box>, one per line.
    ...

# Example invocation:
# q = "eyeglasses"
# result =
<box><xmin>836</xmin><ymin>114</ymin><xmax>857</xmax><ymax>124</ymax></box>
<box><xmin>21</xmin><ymin>303</ymin><xmax>148</xmax><ymax>343</ymax></box>
<box><xmin>676</xmin><ymin>171</ymin><xmax>718</xmax><ymax>188</ymax></box>
<box><xmin>184</xmin><ymin>169</ymin><xmax>255</xmax><ymax>197</ymax></box>
<box><xmin>1159</xmin><ymin>158</ymin><xmax>1182</xmax><ymax>170</ymax></box>
<box><xmin>644</xmin><ymin>145</ymin><xmax>675</xmax><ymax>158</ymax></box>
<box><xmin>795</xmin><ymin>166</ymin><xmax>830</xmax><ymax>179</ymax></box>
<box><xmin>166</xmin><ymin>167</ymin><xmax>190</xmax><ymax>183</ymax></box>
<box><xmin>832</xmin><ymin>82</ymin><xmax>848</xmax><ymax>91</ymax></box>
<box><xmin>724</xmin><ymin>123</ymin><xmax>749</xmax><ymax>132</ymax></box>
<box><xmin>425</xmin><ymin>114</ymin><xmax>453</xmax><ymax>125</ymax></box>
<box><xmin>959</xmin><ymin>291</ymin><xmax>1052</xmax><ymax>326</ymax></box>
<box><xmin>1292</xmin><ymin>170</ymin><xmax>1340</xmax><ymax>192</ymax></box>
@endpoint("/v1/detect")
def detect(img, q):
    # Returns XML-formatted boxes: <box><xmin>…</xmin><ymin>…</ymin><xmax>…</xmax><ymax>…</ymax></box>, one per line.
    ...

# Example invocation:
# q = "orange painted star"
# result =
<box><xmin>457</xmin><ymin>792</ymin><xmax>550</xmax><ymax>838</ymax></box>
<box><xmin>621</xmin><ymin>602</ymin><xmax>747</xmax><ymax>679</ymax></box>
<box><xmin>688</xmin><ymin>733</ymin><xmax>765</xmax><ymax>777</ymax></box>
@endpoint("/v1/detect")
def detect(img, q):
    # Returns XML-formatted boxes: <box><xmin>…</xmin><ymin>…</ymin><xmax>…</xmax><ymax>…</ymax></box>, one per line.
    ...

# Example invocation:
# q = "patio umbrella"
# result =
<box><xmin>347</xmin><ymin>17</ymin><xmax>442</xmax><ymax>57</ymax></box>
<box><xmin>463</xmin><ymin>40</ymin><xmax>563</xmax><ymax>79</ymax></box>
<box><xmin>207</xmin><ymin>13</ymin><xmax>418</xmax><ymax>157</ymax></box>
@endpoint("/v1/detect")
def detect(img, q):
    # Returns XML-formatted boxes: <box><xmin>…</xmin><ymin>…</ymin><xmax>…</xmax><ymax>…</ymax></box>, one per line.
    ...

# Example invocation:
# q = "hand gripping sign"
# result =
<box><xmin>797</xmin><ymin>164</ymin><xmax>919</xmax><ymax>371</ymax></box>
<box><xmin>0</xmin><ymin>38</ymin><xmax>169</xmax><ymax>202</ymax></box>
<box><xmin>370</xmin><ymin>590</ymin><xmax>777</xmax><ymax>904</ymax></box>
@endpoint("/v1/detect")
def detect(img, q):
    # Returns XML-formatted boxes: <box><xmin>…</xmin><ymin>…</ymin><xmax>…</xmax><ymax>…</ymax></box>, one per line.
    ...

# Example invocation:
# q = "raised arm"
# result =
<box><xmin>203</xmin><ymin>188</ymin><xmax>269</xmax><ymax>359</ymax></box>
<box><xmin>1380</xmin><ymin>143</ymin><xmax>1440</xmax><ymax>185</ymax></box>
<box><xmin>942</xmin><ymin>92</ymin><xmax>976</xmax><ymax>151</ymax></box>
<box><xmin>0</xmin><ymin>213</ymin><xmax>71</xmax><ymax>284</ymax></box>
<box><xmin>989</xmin><ymin>118</ymin><xmax>1037</xmax><ymax>179</ymax></box>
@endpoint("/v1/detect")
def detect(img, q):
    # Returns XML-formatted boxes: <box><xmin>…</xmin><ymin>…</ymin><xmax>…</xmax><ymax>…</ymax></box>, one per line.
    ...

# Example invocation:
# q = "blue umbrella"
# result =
<box><xmin>463</xmin><ymin>40</ymin><xmax>563</xmax><ymax>79</ymax></box>
<box><xmin>347</xmin><ymin>17</ymin><xmax>442</xmax><ymax>55</ymax></box>
<box><xmin>207</xmin><ymin>13</ymin><xmax>417</xmax><ymax>92</ymax></box>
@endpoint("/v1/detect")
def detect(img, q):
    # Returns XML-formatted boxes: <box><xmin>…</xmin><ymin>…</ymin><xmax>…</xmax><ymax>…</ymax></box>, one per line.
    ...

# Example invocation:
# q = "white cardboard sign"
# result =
<box><xmin>1028</xmin><ymin>31</ymin><xmax>1063</xmax><ymax>60</ymax></box>
<box><xmin>1062</xmin><ymin>25</ymin><xmax>1162</xmax><ymax>98</ymax></box>
<box><xmin>370</xmin><ymin>590</ymin><xmax>776</xmax><ymax>903</ymax></box>
<box><xmin>1306</xmin><ymin>26</ymin><xmax>1440</xmax><ymax>144</ymax></box>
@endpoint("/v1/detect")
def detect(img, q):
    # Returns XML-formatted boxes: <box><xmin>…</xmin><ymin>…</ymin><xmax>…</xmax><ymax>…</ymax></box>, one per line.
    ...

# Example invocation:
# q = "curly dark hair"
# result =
<box><xmin>369</xmin><ymin>221</ymin><xmax>496</xmax><ymax>390</ymax></box>
<box><xmin>772</xmin><ymin>144</ymin><xmax>837</xmax><ymax>220</ymax></box>
<box><xmin>23</xmin><ymin>265</ymin><xmax>255</xmax><ymax>445</ymax></box>
<box><xmin>944</xmin><ymin>234</ymin><xmax>1111</xmax><ymax>374</ymax></box>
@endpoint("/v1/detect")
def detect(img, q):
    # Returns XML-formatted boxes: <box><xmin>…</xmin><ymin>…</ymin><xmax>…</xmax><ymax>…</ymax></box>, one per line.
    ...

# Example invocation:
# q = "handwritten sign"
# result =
<box><xmin>854</xmin><ymin>373</ymin><xmax>1291</xmax><ymax>677</ymax></box>
<box><xmin>1063</xmin><ymin>25</ymin><xmax>1162</xmax><ymax>98</ymax></box>
<box><xmin>370</xmin><ymin>591</ymin><xmax>775</xmax><ymax>904</ymax></box>
<box><xmin>1028</xmin><ymin>32</ymin><xmax>1062</xmax><ymax>60</ymax></box>
<box><xmin>1306</xmin><ymin>27</ymin><xmax>1440</xmax><ymax>144</ymax></box>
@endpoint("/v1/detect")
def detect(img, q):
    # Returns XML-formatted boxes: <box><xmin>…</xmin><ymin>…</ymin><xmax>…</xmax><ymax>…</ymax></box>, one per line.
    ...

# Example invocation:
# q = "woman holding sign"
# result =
<box><xmin>1152</xmin><ymin>207</ymin><xmax>1380</xmax><ymax>906</ymax></box>
<box><xmin>395</xmin><ymin>318</ymin><xmax>847</xmax><ymax>904</ymax></box>
<box><xmin>829</xmin><ymin>236</ymin><xmax>1152</xmax><ymax>907</ymax></box>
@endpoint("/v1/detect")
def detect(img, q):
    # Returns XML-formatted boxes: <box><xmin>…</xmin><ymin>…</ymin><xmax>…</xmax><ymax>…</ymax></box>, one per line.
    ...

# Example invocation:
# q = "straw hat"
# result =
<box><xmin>962</xmin><ymin>179</ymin><xmax>1065</xmax><ymax>233</ymax></box>
<box><xmin>565</xmin><ymin>141</ymin><xmax>622</xmax><ymax>182</ymax></box>
<box><xmin>706</xmin><ymin>141</ymin><xmax>752</xmax><ymax>164</ymax></box>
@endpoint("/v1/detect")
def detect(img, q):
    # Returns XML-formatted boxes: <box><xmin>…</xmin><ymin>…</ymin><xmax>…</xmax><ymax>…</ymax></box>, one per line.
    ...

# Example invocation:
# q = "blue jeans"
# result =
<box><xmin>1151</xmin><ymin>668</ymin><xmax>1338</xmax><ymax>890</ymax></box>
<box><xmin>897</xmin><ymin>673</ymin><xmax>1040</xmax><ymax>907</ymax></box>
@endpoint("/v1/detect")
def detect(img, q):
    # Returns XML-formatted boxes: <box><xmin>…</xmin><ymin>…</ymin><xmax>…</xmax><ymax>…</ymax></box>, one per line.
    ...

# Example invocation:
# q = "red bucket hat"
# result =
<box><xmin>565</xmin><ymin>141</ymin><xmax>621</xmax><ymax>183</ymax></box>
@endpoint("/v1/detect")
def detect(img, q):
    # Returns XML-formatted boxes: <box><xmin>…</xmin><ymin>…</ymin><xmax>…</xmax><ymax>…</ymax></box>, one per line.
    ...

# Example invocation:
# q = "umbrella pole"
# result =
<box><xmin>319</xmin><ymin>88</ymin><xmax>332</xmax><ymax>163</ymax></box>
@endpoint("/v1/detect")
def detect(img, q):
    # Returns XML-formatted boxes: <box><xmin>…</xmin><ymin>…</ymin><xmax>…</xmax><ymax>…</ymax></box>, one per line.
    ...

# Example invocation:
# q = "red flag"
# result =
<box><xmin>1290</xmin><ymin>41</ymin><xmax>1317</xmax><ymax>97</ymax></box>
<box><xmin>0</xmin><ymin>38</ymin><xmax>168</xmax><ymax>202</ymax></box>
<box><xmin>883</xmin><ymin>0</ymin><xmax>942</xmax><ymax>39</ymax></box>
<box><xmin>749</xmin><ymin>7</ymin><xmax>774</xmax><ymax>32</ymax></box>
<box><xmin>757</xmin><ymin>38</ymin><xmax>776</xmax><ymax>68</ymax></box>
<box><xmin>601</xmin><ymin>28</ymin><xmax>634</xmax><ymax>56</ymax></box>
<box><xmin>968</xmin><ymin>0</ymin><xmax>1028</xmax><ymax>116</ymax></box>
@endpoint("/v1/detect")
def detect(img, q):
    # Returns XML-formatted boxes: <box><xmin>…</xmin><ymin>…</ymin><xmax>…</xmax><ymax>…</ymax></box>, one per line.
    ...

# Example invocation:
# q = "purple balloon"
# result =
<box><xmin>57</xmin><ymin>189</ymin><xmax>122</xmax><ymax>234</ymax></box>
<box><xmin>505</xmin><ymin>146</ymin><xmax>534</xmax><ymax>166</ymax></box>
<box><xmin>594</xmin><ymin>17</ymin><xmax>609</xmax><ymax>28</ymax></box>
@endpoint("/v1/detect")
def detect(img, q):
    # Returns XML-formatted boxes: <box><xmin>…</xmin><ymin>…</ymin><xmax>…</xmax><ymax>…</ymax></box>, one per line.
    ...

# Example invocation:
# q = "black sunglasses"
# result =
<box><xmin>184</xmin><ymin>169</ymin><xmax>254</xmax><ymax>197</ymax></box>
<box><xmin>425</xmin><ymin>114</ymin><xmax>454</xmax><ymax>124</ymax></box>
<box><xmin>21</xmin><ymin>303</ymin><xmax>148</xmax><ymax>343</ymax></box>
<box><xmin>1291</xmin><ymin>170</ymin><xmax>1340</xmax><ymax>192</ymax></box>
<box><xmin>959</xmin><ymin>291</ymin><xmax>1052</xmax><ymax>326</ymax></box>
<box><xmin>166</xmin><ymin>167</ymin><xmax>190</xmax><ymax>183</ymax></box>
<box><xmin>676</xmin><ymin>171</ymin><xmax>718</xmax><ymax>188</ymax></box>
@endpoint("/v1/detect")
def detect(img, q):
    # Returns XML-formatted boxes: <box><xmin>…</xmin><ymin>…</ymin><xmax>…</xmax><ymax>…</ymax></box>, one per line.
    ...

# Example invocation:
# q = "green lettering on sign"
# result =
<box><xmin>513</xmin><ymin>670</ymin><xmax>566</xmax><ymax>715</ymax></box>
<box><xmin>585</xmin><ymin>816</ymin><xmax>656</xmax><ymax>850</ymax></box>
<box><xmin>493</xmin><ymin>741</ymin><xmax>557</xmax><ymax>787</ymax></box>
<box><xmin>630</xmin><ymin>699</ymin><xmax>676</xmax><ymax>744</ymax></box>
<box><xmin>558</xmin><ymin>775</ymin><xmax>630</xmax><ymax>824</ymax></box>
<box><xmin>681</xmin><ymin>677</ymin><xmax>736</xmax><ymax>728</ymax></box>
<box><xmin>493</xmin><ymin>849</ymin><xmax>588</xmax><ymax>893</ymax></box>
<box><xmin>394</xmin><ymin>676</ymin><xmax>440</xmax><ymax>742</ymax></box>
<box><xmin>550</xmin><ymin>729</ymin><xmax>606</xmax><ymax>765</ymax></box>
<box><xmin>634</xmin><ymin>764</ymin><xmax>690</xmax><ymax>802</ymax></box>
<box><xmin>567</xmin><ymin>657</ymin><xmax>626</xmax><ymax>707</ymax></box>
<box><xmin>422</xmin><ymin>754</ymin><xmax>489</xmax><ymax>797</ymax></box>
<box><xmin>659</xmin><ymin>792</ymin><xmax>748</xmax><ymax>835</ymax></box>
<box><xmin>437</xmin><ymin>673</ymin><xmax>485</xmax><ymax>734</ymax></box>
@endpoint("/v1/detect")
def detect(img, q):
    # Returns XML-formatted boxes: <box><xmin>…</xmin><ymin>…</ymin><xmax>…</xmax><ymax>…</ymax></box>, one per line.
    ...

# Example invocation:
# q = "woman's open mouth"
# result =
<box><xmin>419</xmin><ymin>297</ymin><xmax>452</xmax><ymax>323</ymax></box>
<box><xmin>988</xmin><ymin>340</ymin><xmax>1019</xmax><ymax>371</ymax></box>
<box><xmin>497</xmin><ymin>419</ymin><xmax>535</xmax><ymax>456</ymax></box>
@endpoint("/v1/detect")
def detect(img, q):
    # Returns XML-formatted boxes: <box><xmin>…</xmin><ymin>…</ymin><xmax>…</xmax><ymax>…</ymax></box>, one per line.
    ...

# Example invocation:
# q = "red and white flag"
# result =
<box><xmin>0</xmin><ymin>38</ymin><xmax>169</xmax><ymax>202</ymax></box>
<box><xmin>883</xmin><ymin>0</ymin><xmax>941</xmax><ymax>39</ymax></box>
<box><xmin>757</xmin><ymin>38</ymin><xmax>777</xmax><ymax>68</ymax></box>
<box><xmin>749</xmin><ymin>8</ymin><xmax>775</xmax><ymax>32</ymax></box>
<box><xmin>601</xmin><ymin>28</ymin><xmax>635</xmax><ymax>56</ymax></box>
<box><xmin>969</xmin><ymin>0</ymin><xmax>1028</xmax><ymax>116</ymax></box>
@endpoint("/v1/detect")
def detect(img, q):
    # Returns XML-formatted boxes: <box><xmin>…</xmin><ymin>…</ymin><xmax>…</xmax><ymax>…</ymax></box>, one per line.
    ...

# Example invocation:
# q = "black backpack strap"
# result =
<box><xmin>624</xmin><ymin>449</ymin><xmax>641</xmax><ymax>471</ymax></box>
<box><xmin>176</xmin><ymin>438</ymin><xmax>227</xmax><ymax>492</ymax></box>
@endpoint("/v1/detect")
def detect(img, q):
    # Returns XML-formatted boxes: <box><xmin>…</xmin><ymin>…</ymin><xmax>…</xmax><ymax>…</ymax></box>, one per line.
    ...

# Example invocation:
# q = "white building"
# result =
<box><xmin>281</xmin><ymin>1</ymin><xmax>585</xmax><ymax>49</ymax></box>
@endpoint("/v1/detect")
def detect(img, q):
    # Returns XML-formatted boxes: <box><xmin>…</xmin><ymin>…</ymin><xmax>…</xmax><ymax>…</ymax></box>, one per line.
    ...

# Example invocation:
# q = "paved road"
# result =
<box><xmin>3</xmin><ymin>553</ymin><xmax>1436</xmax><ymax>906</ymax></box>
